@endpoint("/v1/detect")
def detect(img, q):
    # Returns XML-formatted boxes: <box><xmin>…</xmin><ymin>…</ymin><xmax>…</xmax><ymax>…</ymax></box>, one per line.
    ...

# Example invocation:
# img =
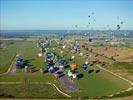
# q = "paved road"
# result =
<box><xmin>58</xmin><ymin>75</ymin><xmax>79</xmax><ymax>92</ymax></box>
<box><xmin>9</xmin><ymin>57</ymin><xmax>17</xmax><ymax>75</ymax></box>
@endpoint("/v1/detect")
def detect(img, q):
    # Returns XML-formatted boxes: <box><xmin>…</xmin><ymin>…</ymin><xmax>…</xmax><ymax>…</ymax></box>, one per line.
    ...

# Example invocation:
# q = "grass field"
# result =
<box><xmin>67</xmin><ymin>53</ymin><xmax>130</xmax><ymax>97</ymax></box>
<box><xmin>0</xmin><ymin>40</ymin><xmax>132</xmax><ymax>99</ymax></box>
<box><xmin>0</xmin><ymin>41</ymin><xmax>22</xmax><ymax>74</ymax></box>
<box><xmin>110</xmin><ymin>62</ymin><xmax>133</xmax><ymax>74</ymax></box>
<box><xmin>0</xmin><ymin>84</ymin><xmax>65</xmax><ymax>98</ymax></box>
<box><xmin>107</xmin><ymin>62</ymin><xmax>133</xmax><ymax>82</ymax></box>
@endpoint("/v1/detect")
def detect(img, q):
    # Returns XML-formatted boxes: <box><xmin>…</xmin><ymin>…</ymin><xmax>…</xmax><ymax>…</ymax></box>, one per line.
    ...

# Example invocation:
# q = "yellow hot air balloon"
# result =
<box><xmin>53</xmin><ymin>48</ymin><xmax>55</xmax><ymax>50</ymax></box>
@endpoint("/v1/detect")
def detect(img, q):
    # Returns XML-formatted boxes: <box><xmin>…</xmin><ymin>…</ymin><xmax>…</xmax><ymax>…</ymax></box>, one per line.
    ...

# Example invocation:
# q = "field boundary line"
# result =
<box><xmin>96</xmin><ymin>64</ymin><xmax>133</xmax><ymax>98</ymax></box>
<box><xmin>0</xmin><ymin>82</ymin><xmax>22</xmax><ymax>84</ymax></box>
<box><xmin>0</xmin><ymin>81</ymin><xmax>132</xmax><ymax>98</ymax></box>
<box><xmin>45</xmin><ymin>82</ymin><xmax>71</xmax><ymax>98</ymax></box>
<box><xmin>96</xmin><ymin>64</ymin><xmax>133</xmax><ymax>87</ymax></box>
<box><xmin>0</xmin><ymin>81</ymin><xmax>71</xmax><ymax>98</ymax></box>
<box><xmin>0</xmin><ymin>54</ymin><xmax>16</xmax><ymax>76</ymax></box>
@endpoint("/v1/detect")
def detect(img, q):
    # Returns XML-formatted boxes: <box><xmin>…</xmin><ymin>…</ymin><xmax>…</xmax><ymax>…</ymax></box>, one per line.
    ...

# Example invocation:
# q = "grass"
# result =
<box><xmin>110</xmin><ymin>90</ymin><xmax>133</xmax><ymax>98</ymax></box>
<box><xmin>0</xmin><ymin>41</ymin><xmax>22</xmax><ymax>74</ymax></box>
<box><xmin>0</xmin><ymin>41</ymin><xmax>67</xmax><ymax>99</ymax></box>
<box><xmin>0</xmin><ymin>73</ymin><xmax>56</xmax><ymax>82</ymax></box>
<box><xmin>48</xmin><ymin>42</ymin><xmax>130</xmax><ymax>97</ymax></box>
<box><xmin>0</xmin><ymin>84</ymin><xmax>66</xmax><ymax>99</ymax></box>
<box><xmin>69</xmin><ymin>59</ymin><xmax>130</xmax><ymax>97</ymax></box>
<box><xmin>41</xmin><ymin>42</ymin><xmax>131</xmax><ymax>96</ymax></box>
<box><xmin>22</xmin><ymin>41</ymin><xmax>44</xmax><ymax>70</ymax></box>
<box><xmin>110</xmin><ymin>62</ymin><xmax>133</xmax><ymax>73</ymax></box>
<box><xmin>0</xmin><ymin>41</ymin><xmax>132</xmax><ymax>99</ymax></box>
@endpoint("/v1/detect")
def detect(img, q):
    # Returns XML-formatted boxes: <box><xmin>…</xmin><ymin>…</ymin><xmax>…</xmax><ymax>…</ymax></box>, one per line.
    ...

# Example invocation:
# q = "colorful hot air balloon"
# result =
<box><xmin>70</xmin><ymin>63</ymin><xmax>77</xmax><ymax>70</ymax></box>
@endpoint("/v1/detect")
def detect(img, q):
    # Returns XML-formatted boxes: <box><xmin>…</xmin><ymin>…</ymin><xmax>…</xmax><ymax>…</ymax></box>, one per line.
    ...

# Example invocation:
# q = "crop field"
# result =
<box><xmin>0</xmin><ymin>40</ymin><xmax>133</xmax><ymax>99</ymax></box>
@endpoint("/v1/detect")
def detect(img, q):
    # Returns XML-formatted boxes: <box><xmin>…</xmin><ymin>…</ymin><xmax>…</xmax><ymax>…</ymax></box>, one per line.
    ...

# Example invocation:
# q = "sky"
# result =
<box><xmin>0</xmin><ymin>0</ymin><xmax>133</xmax><ymax>30</ymax></box>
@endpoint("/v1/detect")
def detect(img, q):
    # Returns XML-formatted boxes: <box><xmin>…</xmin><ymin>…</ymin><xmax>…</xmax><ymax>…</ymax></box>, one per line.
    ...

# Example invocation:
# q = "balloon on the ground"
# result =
<box><xmin>62</xmin><ymin>45</ymin><xmax>66</xmax><ymax>49</ymax></box>
<box><xmin>72</xmin><ymin>74</ymin><xmax>77</xmax><ymax>78</ymax></box>
<box><xmin>38</xmin><ymin>53</ymin><xmax>42</xmax><ymax>57</ymax></box>
<box><xmin>70</xmin><ymin>63</ymin><xmax>77</xmax><ymax>70</ymax></box>
<box><xmin>71</xmin><ymin>56</ymin><xmax>75</xmax><ymax>59</ymax></box>
<box><xmin>80</xmin><ymin>52</ymin><xmax>83</xmax><ymax>56</ymax></box>
<box><xmin>85</xmin><ymin>61</ymin><xmax>89</xmax><ymax>65</ymax></box>
<box><xmin>60</xmin><ymin>51</ymin><xmax>63</xmax><ymax>54</ymax></box>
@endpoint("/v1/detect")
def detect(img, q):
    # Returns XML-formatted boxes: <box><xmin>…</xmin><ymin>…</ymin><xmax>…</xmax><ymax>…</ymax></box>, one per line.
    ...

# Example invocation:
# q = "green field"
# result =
<box><xmin>110</xmin><ymin>62</ymin><xmax>133</xmax><ymax>74</ymax></box>
<box><xmin>0</xmin><ymin>41</ymin><xmax>22</xmax><ymax>74</ymax></box>
<box><xmin>69</xmin><ymin>53</ymin><xmax>131</xmax><ymax>97</ymax></box>
<box><xmin>0</xmin><ymin>41</ymin><xmax>132</xmax><ymax>99</ymax></box>
<box><xmin>0</xmin><ymin>84</ymin><xmax>65</xmax><ymax>98</ymax></box>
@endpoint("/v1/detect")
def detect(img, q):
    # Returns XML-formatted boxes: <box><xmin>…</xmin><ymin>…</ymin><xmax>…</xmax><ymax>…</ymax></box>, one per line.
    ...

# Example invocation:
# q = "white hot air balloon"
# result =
<box><xmin>38</xmin><ymin>53</ymin><xmax>42</xmax><ymax>57</ymax></box>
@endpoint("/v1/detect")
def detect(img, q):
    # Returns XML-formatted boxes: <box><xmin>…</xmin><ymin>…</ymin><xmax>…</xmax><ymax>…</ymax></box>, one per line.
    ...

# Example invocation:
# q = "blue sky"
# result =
<box><xmin>0</xmin><ymin>0</ymin><xmax>133</xmax><ymax>30</ymax></box>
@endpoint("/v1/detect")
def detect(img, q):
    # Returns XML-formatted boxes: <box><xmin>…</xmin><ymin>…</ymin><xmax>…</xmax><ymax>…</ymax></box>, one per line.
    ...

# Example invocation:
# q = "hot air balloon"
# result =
<box><xmin>70</xmin><ymin>62</ymin><xmax>77</xmax><ymax>70</ymax></box>
<box><xmin>117</xmin><ymin>25</ymin><xmax>120</xmax><ymax>30</ymax></box>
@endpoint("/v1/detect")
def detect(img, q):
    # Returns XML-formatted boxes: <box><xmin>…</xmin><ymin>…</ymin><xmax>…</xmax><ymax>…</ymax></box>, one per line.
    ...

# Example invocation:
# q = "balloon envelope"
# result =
<box><xmin>38</xmin><ymin>53</ymin><xmax>42</xmax><ymax>57</ymax></box>
<box><xmin>117</xmin><ymin>25</ymin><xmax>120</xmax><ymax>30</ymax></box>
<box><xmin>80</xmin><ymin>53</ymin><xmax>83</xmax><ymax>56</ymax></box>
<box><xmin>71</xmin><ymin>56</ymin><xmax>75</xmax><ymax>59</ymax></box>
<box><xmin>85</xmin><ymin>61</ymin><xmax>89</xmax><ymax>64</ymax></box>
<box><xmin>70</xmin><ymin>63</ymin><xmax>77</xmax><ymax>70</ymax></box>
<box><xmin>72</xmin><ymin>74</ymin><xmax>77</xmax><ymax>78</ymax></box>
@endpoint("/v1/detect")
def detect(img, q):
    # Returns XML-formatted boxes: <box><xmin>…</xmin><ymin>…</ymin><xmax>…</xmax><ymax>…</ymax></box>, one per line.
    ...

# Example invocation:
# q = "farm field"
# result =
<box><xmin>0</xmin><ymin>40</ymin><xmax>132</xmax><ymax>99</ymax></box>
